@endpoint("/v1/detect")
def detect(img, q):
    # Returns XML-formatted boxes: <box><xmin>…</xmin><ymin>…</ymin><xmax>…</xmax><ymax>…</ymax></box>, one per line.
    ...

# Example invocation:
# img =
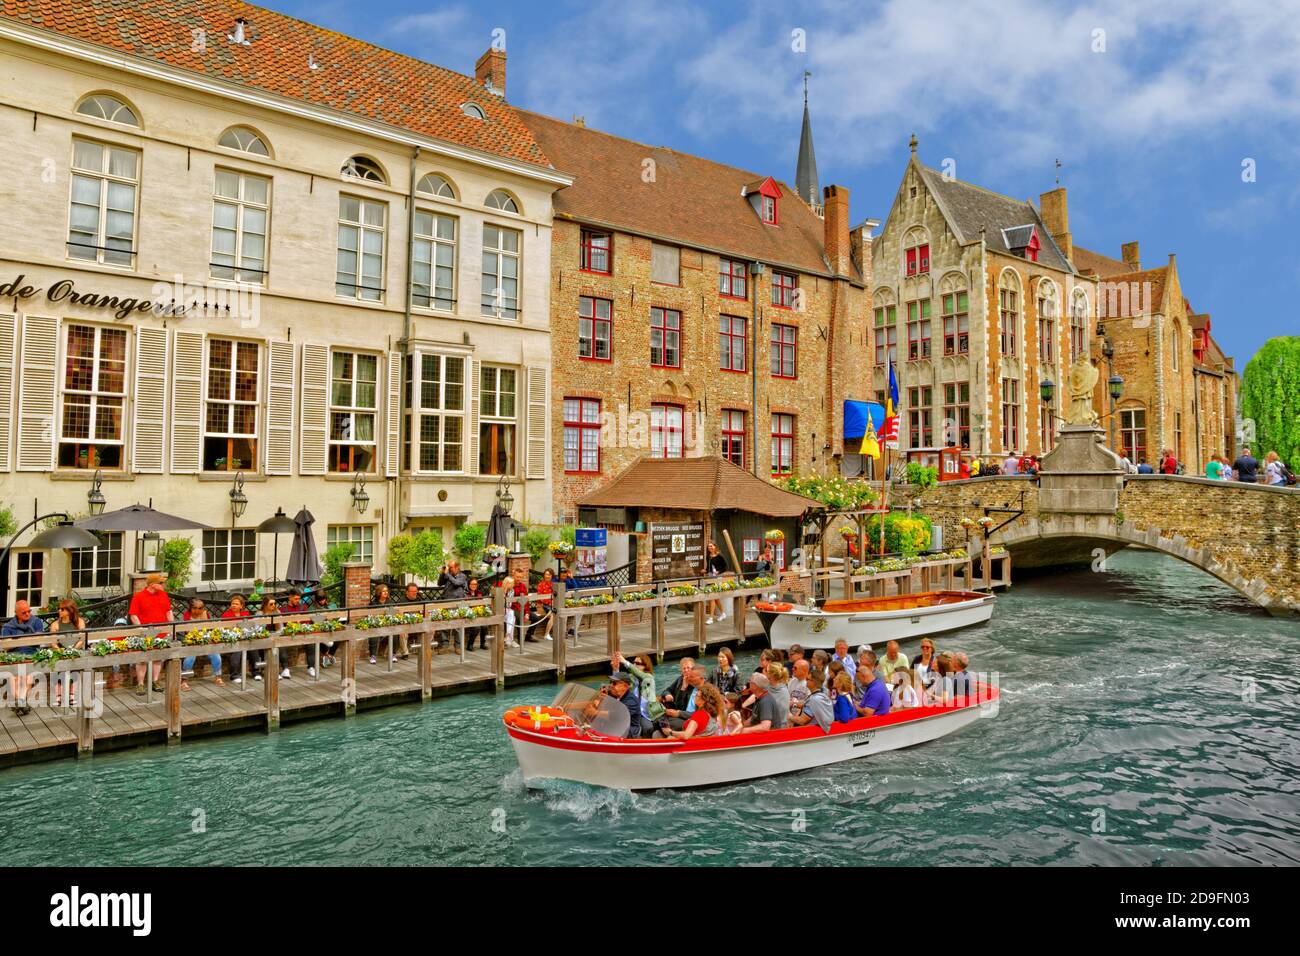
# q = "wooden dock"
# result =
<box><xmin>0</xmin><ymin>597</ymin><xmax>764</xmax><ymax>768</ymax></box>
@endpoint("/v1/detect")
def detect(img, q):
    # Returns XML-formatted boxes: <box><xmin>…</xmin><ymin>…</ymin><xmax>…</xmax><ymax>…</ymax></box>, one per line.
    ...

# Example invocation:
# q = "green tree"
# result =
<box><xmin>320</xmin><ymin>542</ymin><xmax>355</xmax><ymax>589</ymax></box>
<box><xmin>520</xmin><ymin>527</ymin><xmax>551</xmax><ymax>563</ymax></box>
<box><xmin>903</xmin><ymin>461</ymin><xmax>939</xmax><ymax>490</ymax></box>
<box><xmin>452</xmin><ymin>522</ymin><xmax>486</xmax><ymax>565</ymax></box>
<box><xmin>386</xmin><ymin>530</ymin><xmax>445</xmax><ymax>583</ymax></box>
<box><xmin>160</xmin><ymin>537</ymin><xmax>195</xmax><ymax>590</ymax></box>
<box><xmin>1241</xmin><ymin>337</ymin><xmax>1300</xmax><ymax>468</ymax></box>
<box><xmin>0</xmin><ymin>505</ymin><xmax>15</xmax><ymax>540</ymax></box>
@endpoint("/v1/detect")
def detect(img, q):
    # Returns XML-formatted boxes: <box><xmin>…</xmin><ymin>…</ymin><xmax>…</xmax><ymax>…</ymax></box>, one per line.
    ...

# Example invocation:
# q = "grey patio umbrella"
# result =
<box><xmin>485</xmin><ymin>503</ymin><xmax>512</xmax><ymax>549</ymax></box>
<box><xmin>257</xmin><ymin>508</ymin><xmax>297</xmax><ymax>595</ymax></box>
<box><xmin>285</xmin><ymin>507</ymin><xmax>322</xmax><ymax>586</ymax></box>
<box><xmin>76</xmin><ymin>504</ymin><xmax>210</xmax><ymax>531</ymax></box>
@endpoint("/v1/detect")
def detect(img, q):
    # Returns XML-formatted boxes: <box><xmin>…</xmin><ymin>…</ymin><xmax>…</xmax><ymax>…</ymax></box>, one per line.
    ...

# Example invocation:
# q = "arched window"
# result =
<box><xmin>1171</xmin><ymin>323</ymin><xmax>1181</xmax><ymax>372</ymax></box>
<box><xmin>219</xmin><ymin>126</ymin><xmax>270</xmax><ymax>156</ymax></box>
<box><xmin>342</xmin><ymin>156</ymin><xmax>387</xmax><ymax>184</ymax></box>
<box><xmin>461</xmin><ymin>102</ymin><xmax>486</xmax><ymax>120</ymax></box>
<box><xmin>1036</xmin><ymin>279</ymin><xmax>1058</xmax><ymax>365</ymax></box>
<box><xmin>903</xmin><ymin>226</ymin><xmax>930</xmax><ymax>277</ymax></box>
<box><xmin>484</xmin><ymin>189</ymin><xmax>519</xmax><ymax>214</ymax></box>
<box><xmin>75</xmin><ymin>93</ymin><xmax>140</xmax><ymax>127</ymax></box>
<box><xmin>998</xmin><ymin>271</ymin><xmax>1021</xmax><ymax>357</ymax></box>
<box><xmin>416</xmin><ymin>173</ymin><xmax>457</xmax><ymax>200</ymax></box>
<box><xmin>938</xmin><ymin>273</ymin><xmax>969</xmax><ymax>356</ymax></box>
<box><xmin>1069</xmin><ymin>290</ymin><xmax>1090</xmax><ymax>363</ymax></box>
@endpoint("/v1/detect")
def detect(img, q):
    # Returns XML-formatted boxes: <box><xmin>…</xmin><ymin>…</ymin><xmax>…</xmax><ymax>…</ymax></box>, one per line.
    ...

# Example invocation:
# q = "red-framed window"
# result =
<box><xmin>562</xmin><ymin>397</ymin><xmax>601</xmax><ymax>473</ymax></box>
<box><xmin>771</xmin><ymin>413</ymin><xmax>794</xmax><ymax>476</ymax></box>
<box><xmin>1120</xmin><ymin>408</ymin><xmax>1147</xmax><ymax>464</ymax></box>
<box><xmin>908</xmin><ymin>386</ymin><xmax>933</xmax><ymax>447</ymax></box>
<box><xmin>579</xmin><ymin>229</ymin><xmax>611</xmax><ymax>274</ymax></box>
<box><xmin>578</xmin><ymin>296</ymin><xmax>612</xmax><ymax>361</ymax></box>
<box><xmin>742</xmin><ymin>537</ymin><xmax>760</xmax><ymax>566</ymax></box>
<box><xmin>1039</xmin><ymin>405</ymin><xmax>1056</xmax><ymax>453</ymax></box>
<box><xmin>761</xmin><ymin>194</ymin><xmax>778</xmax><ymax>225</ymax></box>
<box><xmin>771</xmin><ymin>271</ymin><xmax>798</xmax><ymax>309</ymax></box>
<box><xmin>942</xmin><ymin>381</ymin><xmax>970</xmax><ymax>449</ymax></box>
<box><xmin>874</xmin><ymin>306</ymin><xmax>897</xmax><ymax>366</ymax></box>
<box><xmin>719</xmin><ymin>258</ymin><xmax>748</xmax><ymax>299</ymax></box>
<box><xmin>719</xmin><ymin>315</ymin><xmax>747</xmax><ymax>372</ymax></box>
<box><xmin>651</xmin><ymin>403</ymin><xmax>684</xmax><ymax>459</ymax></box>
<box><xmin>1000</xmin><ymin>287</ymin><xmax>1018</xmax><ymax>356</ymax></box>
<box><xmin>1001</xmin><ymin>378</ymin><xmax>1020</xmax><ymax>452</ymax></box>
<box><xmin>650</xmin><ymin>307</ymin><xmax>681</xmax><ymax>368</ymax></box>
<box><xmin>905</xmin><ymin>243</ymin><xmax>930</xmax><ymax>276</ymax></box>
<box><xmin>942</xmin><ymin>291</ymin><xmax>968</xmax><ymax>355</ymax></box>
<box><xmin>906</xmin><ymin>300</ymin><xmax>931</xmax><ymax>360</ymax></box>
<box><xmin>1037</xmin><ymin>306</ymin><xmax>1054</xmax><ymax>365</ymax></box>
<box><xmin>771</xmin><ymin>323</ymin><xmax>797</xmax><ymax>378</ymax></box>
<box><xmin>721</xmin><ymin>409</ymin><xmax>745</xmax><ymax>467</ymax></box>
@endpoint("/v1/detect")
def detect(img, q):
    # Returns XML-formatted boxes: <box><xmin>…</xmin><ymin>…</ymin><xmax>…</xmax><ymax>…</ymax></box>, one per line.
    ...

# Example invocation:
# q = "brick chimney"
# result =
<box><xmin>1038</xmin><ymin>187</ymin><xmax>1072</xmax><ymax>260</ymax></box>
<box><xmin>822</xmin><ymin>185</ymin><xmax>852</xmax><ymax>275</ymax></box>
<box><xmin>475</xmin><ymin>47</ymin><xmax>506</xmax><ymax>96</ymax></box>
<box><xmin>1122</xmin><ymin>241</ymin><xmax>1140</xmax><ymax>271</ymax></box>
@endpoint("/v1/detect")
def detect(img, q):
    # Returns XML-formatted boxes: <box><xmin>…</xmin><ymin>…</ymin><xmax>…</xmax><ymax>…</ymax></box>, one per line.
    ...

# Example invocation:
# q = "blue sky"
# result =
<box><xmin>263</xmin><ymin>0</ymin><xmax>1298</xmax><ymax>366</ymax></box>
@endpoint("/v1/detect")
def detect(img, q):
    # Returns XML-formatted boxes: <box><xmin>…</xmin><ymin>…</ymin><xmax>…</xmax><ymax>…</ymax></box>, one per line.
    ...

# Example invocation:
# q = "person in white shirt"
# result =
<box><xmin>831</xmin><ymin>639</ymin><xmax>857</xmax><ymax>682</ymax></box>
<box><xmin>892</xmin><ymin>669</ymin><xmax>921</xmax><ymax>709</ymax></box>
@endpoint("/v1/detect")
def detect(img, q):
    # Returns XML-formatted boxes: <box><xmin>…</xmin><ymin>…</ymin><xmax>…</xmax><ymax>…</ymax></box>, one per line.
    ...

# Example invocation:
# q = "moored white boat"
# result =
<box><xmin>756</xmin><ymin>590</ymin><xmax>995</xmax><ymax>651</ymax></box>
<box><xmin>505</xmin><ymin>685</ymin><xmax>998</xmax><ymax>791</ymax></box>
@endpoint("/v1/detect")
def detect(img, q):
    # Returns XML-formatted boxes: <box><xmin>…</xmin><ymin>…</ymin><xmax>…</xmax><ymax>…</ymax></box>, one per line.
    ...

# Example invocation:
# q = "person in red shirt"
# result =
<box><xmin>958</xmin><ymin>458</ymin><xmax>971</xmax><ymax>479</ymax></box>
<box><xmin>532</xmin><ymin>568</ymin><xmax>555</xmax><ymax>642</ymax></box>
<box><xmin>127</xmin><ymin>573</ymin><xmax>173</xmax><ymax>695</ymax></box>
<box><xmin>1159</xmin><ymin>449</ymin><xmax>1178</xmax><ymax>474</ymax></box>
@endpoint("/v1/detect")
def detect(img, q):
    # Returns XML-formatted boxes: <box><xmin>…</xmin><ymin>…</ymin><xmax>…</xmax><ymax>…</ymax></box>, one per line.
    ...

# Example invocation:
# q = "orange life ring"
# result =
<box><xmin>755</xmin><ymin>601</ymin><xmax>794</xmax><ymax>613</ymax></box>
<box><xmin>502</xmin><ymin>705</ymin><xmax>574</xmax><ymax>732</ymax></box>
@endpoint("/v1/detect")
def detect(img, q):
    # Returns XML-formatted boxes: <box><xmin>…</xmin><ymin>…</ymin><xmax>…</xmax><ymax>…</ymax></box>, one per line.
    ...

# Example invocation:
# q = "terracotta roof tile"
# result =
<box><xmin>1095</xmin><ymin>264</ymin><xmax>1167</xmax><ymax>316</ymax></box>
<box><xmin>521</xmin><ymin>110</ymin><xmax>854</xmax><ymax>280</ymax></box>
<box><xmin>1</xmin><ymin>0</ymin><xmax>550</xmax><ymax>167</ymax></box>
<box><xmin>1071</xmin><ymin>245</ymin><xmax>1131</xmax><ymax>278</ymax></box>
<box><xmin>577</xmin><ymin>456</ymin><xmax>819</xmax><ymax>518</ymax></box>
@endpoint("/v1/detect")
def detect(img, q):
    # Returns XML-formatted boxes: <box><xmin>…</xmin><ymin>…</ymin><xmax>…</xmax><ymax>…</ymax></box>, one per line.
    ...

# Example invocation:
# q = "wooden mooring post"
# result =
<box><xmin>606</xmin><ymin>605</ymin><xmax>621</xmax><ymax>657</ymax></box>
<box><xmin>492</xmin><ymin>587</ymin><xmax>506</xmax><ymax>690</ymax></box>
<box><xmin>552</xmin><ymin>581</ymin><xmax>567</xmax><ymax>682</ymax></box>
<box><xmin>165</xmin><ymin>658</ymin><xmax>182</xmax><ymax>743</ymax></box>
<box><xmin>264</xmin><ymin>647</ymin><xmax>280</xmax><ymax>730</ymax></box>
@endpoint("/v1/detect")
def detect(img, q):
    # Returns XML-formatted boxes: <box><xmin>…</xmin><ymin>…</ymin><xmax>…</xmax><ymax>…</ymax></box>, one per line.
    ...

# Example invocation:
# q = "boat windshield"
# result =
<box><xmin>551</xmin><ymin>682</ymin><xmax>631</xmax><ymax>738</ymax></box>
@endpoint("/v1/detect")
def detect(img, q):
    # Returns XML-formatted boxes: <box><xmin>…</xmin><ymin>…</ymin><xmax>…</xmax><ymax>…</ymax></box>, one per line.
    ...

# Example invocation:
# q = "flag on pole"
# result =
<box><xmin>878</xmin><ymin>359</ymin><xmax>900</xmax><ymax>447</ymax></box>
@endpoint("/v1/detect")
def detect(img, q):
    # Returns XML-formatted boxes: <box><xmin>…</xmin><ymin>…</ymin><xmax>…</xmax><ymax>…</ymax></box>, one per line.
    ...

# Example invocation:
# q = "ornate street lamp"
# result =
<box><xmin>136</xmin><ymin>530</ymin><xmax>163</xmax><ymax>573</ymax></box>
<box><xmin>1108</xmin><ymin>374</ymin><xmax>1125</xmax><ymax>402</ymax></box>
<box><xmin>350</xmin><ymin>472</ymin><xmax>370</xmax><ymax>514</ymax></box>
<box><xmin>229</xmin><ymin>471</ymin><xmax>249</xmax><ymax>520</ymax></box>
<box><xmin>1039</xmin><ymin>379</ymin><xmax>1055</xmax><ymax>405</ymax></box>
<box><xmin>495</xmin><ymin>475</ymin><xmax>514</xmax><ymax>516</ymax></box>
<box><xmin>86</xmin><ymin>469</ymin><xmax>107</xmax><ymax>517</ymax></box>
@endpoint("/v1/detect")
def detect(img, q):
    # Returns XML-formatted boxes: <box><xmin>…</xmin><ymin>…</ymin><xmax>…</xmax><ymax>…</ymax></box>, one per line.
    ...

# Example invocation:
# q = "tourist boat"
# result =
<box><xmin>503</xmin><ymin>685</ymin><xmax>998</xmax><ymax>791</ymax></box>
<box><xmin>755</xmin><ymin>590</ymin><xmax>995</xmax><ymax>651</ymax></box>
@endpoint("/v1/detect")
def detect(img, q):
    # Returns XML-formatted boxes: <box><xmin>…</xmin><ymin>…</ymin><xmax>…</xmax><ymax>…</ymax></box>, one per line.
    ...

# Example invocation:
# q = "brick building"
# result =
<box><xmin>871</xmin><ymin>140</ymin><xmax>1098</xmax><ymax>464</ymax></box>
<box><xmin>1069</xmin><ymin>241</ymin><xmax>1238</xmax><ymax>471</ymax></box>
<box><xmin>522</xmin><ymin>111</ymin><xmax>872</xmax><ymax>523</ymax></box>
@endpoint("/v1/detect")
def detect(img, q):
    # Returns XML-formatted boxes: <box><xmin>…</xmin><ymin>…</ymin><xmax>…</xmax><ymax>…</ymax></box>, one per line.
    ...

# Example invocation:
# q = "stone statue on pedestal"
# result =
<box><xmin>1066</xmin><ymin>356</ymin><xmax>1100</xmax><ymax>426</ymax></box>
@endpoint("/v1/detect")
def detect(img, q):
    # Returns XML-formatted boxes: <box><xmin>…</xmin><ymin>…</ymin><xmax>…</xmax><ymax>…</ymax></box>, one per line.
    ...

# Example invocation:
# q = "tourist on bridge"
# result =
<box><xmin>1206</xmin><ymin>456</ymin><xmax>1225</xmax><ymax>480</ymax></box>
<box><xmin>1232</xmin><ymin>446</ymin><xmax>1259</xmax><ymax>482</ymax></box>
<box><xmin>1136</xmin><ymin>459</ymin><xmax>1154</xmax><ymax>474</ymax></box>
<box><xmin>1263</xmin><ymin>451</ymin><xmax>1289</xmax><ymax>486</ymax></box>
<box><xmin>128</xmin><ymin>573</ymin><xmax>172</xmax><ymax>695</ymax></box>
<box><xmin>1159</xmin><ymin>449</ymin><xmax>1178</xmax><ymax>475</ymax></box>
<box><xmin>1002</xmin><ymin>454</ymin><xmax>1020</xmax><ymax>475</ymax></box>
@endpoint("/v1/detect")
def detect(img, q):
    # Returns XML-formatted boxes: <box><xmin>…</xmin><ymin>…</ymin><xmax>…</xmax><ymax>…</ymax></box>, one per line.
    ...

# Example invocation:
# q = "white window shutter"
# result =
<box><xmin>170</xmin><ymin>330</ymin><xmax>204</xmax><ymax>474</ymax></box>
<box><xmin>467</xmin><ymin>358</ymin><xmax>480</xmax><ymax>475</ymax></box>
<box><xmin>132</xmin><ymin>327</ymin><xmax>168</xmax><ymax>473</ymax></box>
<box><xmin>17</xmin><ymin>315</ymin><xmax>58</xmax><ymax>471</ymax></box>
<box><xmin>300</xmin><ymin>343</ymin><xmax>329</xmax><ymax>475</ymax></box>
<box><xmin>265</xmin><ymin>340</ymin><xmax>296</xmax><ymax>475</ymax></box>
<box><xmin>0</xmin><ymin>314</ymin><xmax>15</xmax><ymax>472</ymax></box>
<box><xmin>385</xmin><ymin>350</ymin><xmax>401</xmax><ymax>477</ymax></box>
<box><xmin>525</xmin><ymin>364</ymin><xmax>547</xmax><ymax>479</ymax></box>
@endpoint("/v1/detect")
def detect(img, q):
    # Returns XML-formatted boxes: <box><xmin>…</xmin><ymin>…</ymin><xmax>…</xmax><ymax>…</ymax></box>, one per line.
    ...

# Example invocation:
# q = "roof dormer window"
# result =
<box><xmin>1004</xmin><ymin>224</ymin><xmax>1040</xmax><ymax>262</ymax></box>
<box><xmin>744</xmin><ymin>176</ymin><xmax>782</xmax><ymax>226</ymax></box>
<box><xmin>762</xmin><ymin>194</ymin><xmax>777</xmax><ymax>224</ymax></box>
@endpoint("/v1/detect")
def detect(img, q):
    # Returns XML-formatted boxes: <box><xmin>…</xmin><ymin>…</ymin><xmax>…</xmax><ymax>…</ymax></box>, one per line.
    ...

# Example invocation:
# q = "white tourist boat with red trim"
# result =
<box><xmin>755</xmin><ymin>590</ymin><xmax>996</xmax><ymax>651</ymax></box>
<box><xmin>504</xmin><ymin>684</ymin><xmax>998</xmax><ymax>791</ymax></box>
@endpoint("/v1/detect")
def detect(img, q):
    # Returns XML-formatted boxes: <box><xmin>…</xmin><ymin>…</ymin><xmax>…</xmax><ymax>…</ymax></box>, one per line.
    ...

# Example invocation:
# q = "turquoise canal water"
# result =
<box><xmin>4</xmin><ymin>550</ymin><xmax>1298</xmax><ymax>866</ymax></box>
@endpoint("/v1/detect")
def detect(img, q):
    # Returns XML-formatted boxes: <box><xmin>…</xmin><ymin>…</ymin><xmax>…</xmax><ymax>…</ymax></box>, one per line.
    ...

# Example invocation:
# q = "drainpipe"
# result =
<box><xmin>750</xmin><ymin>261</ymin><xmax>765</xmax><ymax>477</ymax></box>
<box><xmin>396</xmin><ymin>146</ymin><xmax>421</xmax><ymax>546</ymax></box>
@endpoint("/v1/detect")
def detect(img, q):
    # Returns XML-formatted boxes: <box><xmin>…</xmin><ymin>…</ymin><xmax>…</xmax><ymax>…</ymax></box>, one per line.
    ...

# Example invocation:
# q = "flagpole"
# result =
<box><xmin>879</xmin><ymin>445</ymin><xmax>889</xmax><ymax>555</ymax></box>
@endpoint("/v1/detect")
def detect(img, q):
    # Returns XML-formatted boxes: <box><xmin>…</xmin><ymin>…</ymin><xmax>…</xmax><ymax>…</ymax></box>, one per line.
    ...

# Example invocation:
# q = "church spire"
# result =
<box><xmin>795</xmin><ymin>70</ymin><xmax>820</xmax><ymax>208</ymax></box>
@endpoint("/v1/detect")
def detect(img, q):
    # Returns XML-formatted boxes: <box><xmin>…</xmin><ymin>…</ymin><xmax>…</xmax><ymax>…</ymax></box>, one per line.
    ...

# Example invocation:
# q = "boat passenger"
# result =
<box><xmin>661</xmin><ymin>683</ymin><xmax>724</xmax><ymax>740</ymax></box>
<box><xmin>912</xmin><ymin>638</ymin><xmax>937</xmax><ymax>692</ymax></box>
<box><xmin>788</xmin><ymin>658</ymin><xmax>812</xmax><ymax>712</ymax></box>
<box><xmin>724</xmin><ymin>711</ymin><xmax>744</xmax><ymax>735</ymax></box>
<box><xmin>831</xmin><ymin>639</ymin><xmax>857</xmax><ymax>682</ymax></box>
<box><xmin>750</xmin><ymin>648</ymin><xmax>776</xmax><ymax>680</ymax></box>
<box><xmin>879</xmin><ymin>641</ymin><xmax>910</xmax><ymax>683</ymax></box>
<box><xmin>709</xmin><ymin>647</ymin><xmax>742</xmax><ymax>696</ymax></box>
<box><xmin>587</xmin><ymin>671</ymin><xmax>646</xmax><ymax>738</ymax></box>
<box><xmin>892</xmin><ymin>670</ymin><xmax>921</xmax><ymax>709</ymax></box>
<box><xmin>928</xmin><ymin>653</ymin><xmax>955</xmax><ymax>705</ymax></box>
<box><xmin>765</xmin><ymin>663</ymin><xmax>791</xmax><ymax>719</ymax></box>
<box><xmin>616</xmin><ymin>652</ymin><xmax>664</xmax><ymax>727</ymax></box>
<box><xmin>826</xmin><ymin>660</ymin><xmax>846</xmax><ymax>698</ymax></box>
<box><xmin>831</xmin><ymin>673</ymin><xmax>856</xmax><ymax>724</ymax></box>
<box><xmin>950</xmin><ymin>652</ymin><xmax>973</xmax><ymax>702</ymax></box>
<box><xmin>789</xmin><ymin>671</ymin><xmax>834</xmax><ymax>733</ymax></box>
<box><xmin>662</xmin><ymin>665</ymin><xmax>707</xmax><ymax>732</ymax></box>
<box><xmin>738</xmin><ymin>673</ymin><xmax>786</xmax><ymax>733</ymax></box>
<box><xmin>810</xmin><ymin>649</ymin><xmax>831</xmax><ymax>676</ymax></box>
<box><xmin>660</xmin><ymin>656</ymin><xmax>695</xmax><ymax>709</ymax></box>
<box><xmin>854</xmin><ymin>652</ymin><xmax>891</xmax><ymax>717</ymax></box>
<box><xmin>787</xmin><ymin>643</ymin><xmax>805</xmax><ymax>669</ymax></box>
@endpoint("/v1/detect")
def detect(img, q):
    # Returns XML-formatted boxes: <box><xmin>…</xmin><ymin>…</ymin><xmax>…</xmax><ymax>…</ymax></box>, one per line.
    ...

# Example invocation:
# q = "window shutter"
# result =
<box><xmin>17</xmin><ymin>314</ymin><xmax>58</xmax><ymax>471</ymax></box>
<box><xmin>300</xmin><ymin>343</ymin><xmax>328</xmax><ymax>475</ymax></box>
<box><xmin>525</xmin><ymin>364</ymin><xmax>547</xmax><ymax>479</ymax></box>
<box><xmin>467</xmin><ymin>358</ymin><xmax>480</xmax><ymax>475</ymax></box>
<box><xmin>169</xmin><ymin>330</ymin><xmax>204</xmax><ymax>474</ymax></box>
<box><xmin>0</xmin><ymin>314</ymin><xmax>15</xmax><ymax>472</ymax></box>
<box><xmin>265</xmin><ymin>340</ymin><xmax>296</xmax><ymax>475</ymax></box>
<box><xmin>385</xmin><ymin>350</ymin><xmax>401</xmax><ymax>478</ymax></box>
<box><xmin>132</xmin><ymin>327</ymin><xmax>168</xmax><ymax>473</ymax></box>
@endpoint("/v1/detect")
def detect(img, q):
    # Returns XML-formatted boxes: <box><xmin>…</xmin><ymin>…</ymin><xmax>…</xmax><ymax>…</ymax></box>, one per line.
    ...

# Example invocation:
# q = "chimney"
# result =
<box><xmin>1122</xmin><ymin>241</ymin><xmax>1140</xmax><ymax>271</ymax></box>
<box><xmin>228</xmin><ymin>17</ymin><xmax>250</xmax><ymax>45</ymax></box>
<box><xmin>850</xmin><ymin>218</ymin><xmax>880</xmax><ymax>285</ymax></box>
<box><xmin>822</xmin><ymin>185</ymin><xmax>851</xmax><ymax>275</ymax></box>
<box><xmin>1038</xmin><ymin>187</ymin><xmax>1072</xmax><ymax>260</ymax></box>
<box><xmin>475</xmin><ymin>47</ymin><xmax>506</xmax><ymax>96</ymax></box>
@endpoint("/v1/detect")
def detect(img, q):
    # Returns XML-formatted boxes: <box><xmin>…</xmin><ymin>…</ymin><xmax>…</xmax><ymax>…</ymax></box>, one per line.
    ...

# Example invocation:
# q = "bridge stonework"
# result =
<box><xmin>916</xmin><ymin>472</ymin><xmax>1300</xmax><ymax>616</ymax></box>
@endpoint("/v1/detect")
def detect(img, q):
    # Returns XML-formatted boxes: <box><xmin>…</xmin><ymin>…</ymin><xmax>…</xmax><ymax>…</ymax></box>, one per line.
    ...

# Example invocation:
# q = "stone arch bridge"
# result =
<box><xmin>916</xmin><ymin>459</ymin><xmax>1299</xmax><ymax>617</ymax></box>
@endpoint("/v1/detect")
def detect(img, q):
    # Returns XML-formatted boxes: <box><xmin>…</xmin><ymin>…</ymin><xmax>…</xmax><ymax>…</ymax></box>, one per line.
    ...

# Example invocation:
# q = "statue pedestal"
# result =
<box><xmin>1039</xmin><ymin>425</ymin><xmax>1124</xmax><ymax>514</ymax></box>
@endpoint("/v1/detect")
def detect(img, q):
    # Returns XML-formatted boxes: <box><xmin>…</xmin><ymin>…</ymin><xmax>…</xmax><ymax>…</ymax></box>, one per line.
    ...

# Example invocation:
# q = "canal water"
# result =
<box><xmin>5</xmin><ymin>550</ymin><xmax>1298</xmax><ymax>866</ymax></box>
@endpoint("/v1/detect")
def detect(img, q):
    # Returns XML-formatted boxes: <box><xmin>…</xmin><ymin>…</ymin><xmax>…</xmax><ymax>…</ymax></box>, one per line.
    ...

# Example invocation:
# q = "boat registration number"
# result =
<box><xmin>850</xmin><ymin>730</ymin><xmax>876</xmax><ymax>747</ymax></box>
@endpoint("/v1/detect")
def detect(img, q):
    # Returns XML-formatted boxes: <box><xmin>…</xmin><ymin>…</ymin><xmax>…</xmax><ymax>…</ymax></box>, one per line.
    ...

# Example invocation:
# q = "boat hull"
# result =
<box><xmin>759</xmin><ymin>592</ymin><xmax>995</xmax><ymax>650</ymax></box>
<box><xmin>507</xmin><ymin>692</ymin><xmax>995</xmax><ymax>791</ymax></box>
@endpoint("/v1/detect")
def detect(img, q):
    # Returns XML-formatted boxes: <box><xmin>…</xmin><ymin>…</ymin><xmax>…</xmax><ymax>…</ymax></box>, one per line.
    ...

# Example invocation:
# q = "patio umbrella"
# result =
<box><xmin>257</xmin><ymin>508</ymin><xmax>297</xmax><ymax>595</ymax></box>
<box><xmin>485</xmin><ymin>503</ymin><xmax>512</xmax><ymax>549</ymax></box>
<box><xmin>76</xmin><ymin>504</ymin><xmax>210</xmax><ymax>531</ymax></box>
<box><xmin>285</xmin><ymin>507</ymin><xmax>322</xmax><ymax>586</ymax></box>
